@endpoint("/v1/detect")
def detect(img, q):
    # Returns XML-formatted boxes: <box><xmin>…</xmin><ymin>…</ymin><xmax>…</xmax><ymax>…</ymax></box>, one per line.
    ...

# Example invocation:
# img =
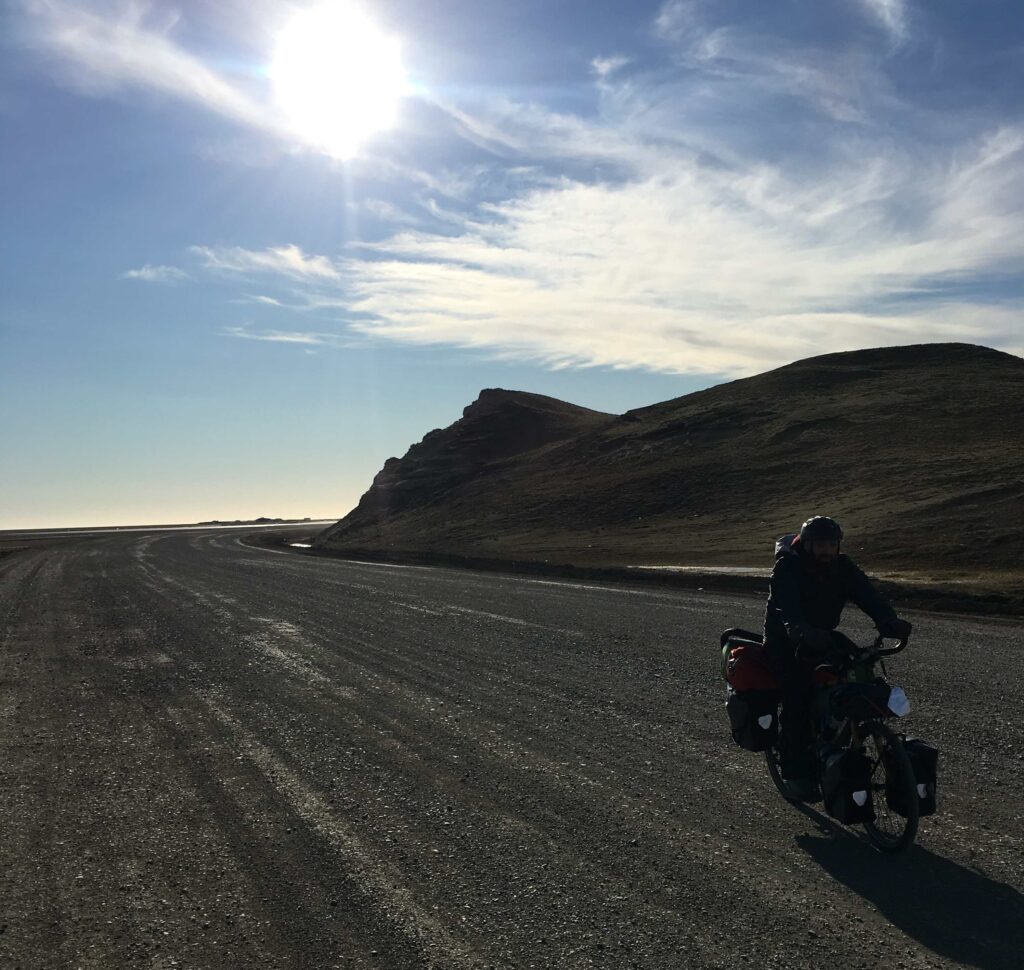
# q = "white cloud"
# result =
<box><xmin>591</xmin><ymin>55</ymin><xmax>630</xmax><ymax>78</ymax></box>
<box><xmin>654</xmin><ymin>1</ymin><xmax>699</xmax><ymax>42</ymax></box>
<box><xmin>221</xmin><ymin>326</ymin><xmax>354</xmax><ymax>346</ymax></box>
<box><xmin>191</xmin><ymin>244</ymin><xmax>343</xmax><ymax>282</ymax></box>
<box><xmin>21</xmin><ymin>1</ymin><xmax>275</xmax><ymax>134</ymax></box>
<box><xmin>228</xmin><ymin>290</ymin><xmax>351</xmax><ymax>313</ymax></box>
<box><xmin>121</xmin><ymin>263</ymin><xmax>189</xmax><ymax>283</ymax></box>
<box><xmin>362</xmin><ymin>199</ymin><xmax>422</xmax><ymax>226</ymax></box>
<box><xmin>336</xmin><ymin>177</ymin><xmax>1020</xmax><ymax>374</ymax></box>
<box><xmin>861</xmin><ymin>0</ymin><xmax>908</xmax><ymax>43</ymax></box>
<box><xmin>46</xmin><ymin>1</ymin><xmax>1017</xmax><ymax>375</ymax></box>
<box><xmin>656</xmin><ymin>22</ymin><xmax>894</xmax><ymax>125</ymax></box>
<box><xmin>200</xmin><ymin>110</ymin><xmax>1024</xmax><ymax>375</ymax></box>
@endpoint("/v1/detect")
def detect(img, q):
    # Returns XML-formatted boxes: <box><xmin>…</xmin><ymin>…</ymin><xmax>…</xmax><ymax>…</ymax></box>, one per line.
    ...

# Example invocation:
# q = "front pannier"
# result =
<box><xmin>887</xmin><ymin>737</ymin><xmax>939</xmax><ymax>818</ymax></box>
<box><xmin>726</xmin><ymin>688</ymin><xmax>779</xmax><ymax>752</ymax></box>
<box><xmin>821</xmin><ymin>747</ymin><xmax>876</xmax><ymax>824</ymax></box>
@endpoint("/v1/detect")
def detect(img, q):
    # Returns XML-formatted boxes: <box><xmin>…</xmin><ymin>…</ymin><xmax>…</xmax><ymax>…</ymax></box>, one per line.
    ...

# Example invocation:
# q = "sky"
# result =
<box><xmin>2</xmin><ymin>0</ymin><xmax>1023</xmax><ymax>528</ymax></box>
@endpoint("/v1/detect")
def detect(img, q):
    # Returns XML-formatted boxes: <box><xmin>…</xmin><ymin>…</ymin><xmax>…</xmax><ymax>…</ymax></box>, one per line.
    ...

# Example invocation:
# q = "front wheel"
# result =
<box><xmin>861</xmin><ymin>721</ymin><xmax>919</xmax><ymax>853</ymax></box>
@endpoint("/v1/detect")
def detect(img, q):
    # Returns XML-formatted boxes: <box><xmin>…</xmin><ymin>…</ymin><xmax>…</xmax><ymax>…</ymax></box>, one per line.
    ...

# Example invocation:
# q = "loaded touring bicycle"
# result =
<box><xmin>721</xmin><ymin>627</ymin><xmax>938</xmax><ymax>853</ymax></box>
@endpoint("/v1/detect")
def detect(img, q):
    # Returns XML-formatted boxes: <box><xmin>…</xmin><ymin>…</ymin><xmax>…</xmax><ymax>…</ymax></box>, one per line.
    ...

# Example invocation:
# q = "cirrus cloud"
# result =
<box><xmin>191</xmin><ymin>244</ymin><xmax>342</xmax><ymax>282</ymax></box>
<box><xmin>194</xmin><ymin>105</ymin><xmax>1024</xmax><ymax>375</ymax></box>
<box><xmin>861</xmin><ymin>0</ymin><xmax>909</xmax><ymax>43</ymax></box>
<box><xmin>121</xmin><ymin>263</ymin><xmax>189</xmax><ymax>283</ymax></box>
<box><xmin>18</xmin><ymin>0</ymin><xmax>274</xmax><ymax>134</ymax></box>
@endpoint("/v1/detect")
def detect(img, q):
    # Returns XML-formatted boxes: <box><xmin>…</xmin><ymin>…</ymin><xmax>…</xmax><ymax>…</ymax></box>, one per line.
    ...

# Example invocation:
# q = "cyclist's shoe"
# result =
<box><xmin>782</xmin><ymin>776</ymin><xmax>822</xmax><ymax>803</ymax></box>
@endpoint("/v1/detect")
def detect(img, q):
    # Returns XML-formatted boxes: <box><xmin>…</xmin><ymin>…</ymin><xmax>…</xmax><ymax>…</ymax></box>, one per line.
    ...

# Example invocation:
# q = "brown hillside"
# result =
<box><xmin>316</xmin><ymin>343</ymin><xmax>1024</xmax><ymax>582</ymax></box>
<box><xmin>317</xmin><ymin>388</ymin><xmax>612</xmax><ymax>541</ymax></box>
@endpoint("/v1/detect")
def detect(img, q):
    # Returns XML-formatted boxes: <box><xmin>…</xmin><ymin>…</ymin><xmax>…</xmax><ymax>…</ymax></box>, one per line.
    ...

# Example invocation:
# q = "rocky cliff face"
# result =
<box><xmin>316</xmin><ymin>344</ymin><xmax>1024</xmax><ymax>576</ymax></box>
<box><xmin>315</xmin><ymin>389</ymin><xmax>612</xmax><ymax>545</ymax></box>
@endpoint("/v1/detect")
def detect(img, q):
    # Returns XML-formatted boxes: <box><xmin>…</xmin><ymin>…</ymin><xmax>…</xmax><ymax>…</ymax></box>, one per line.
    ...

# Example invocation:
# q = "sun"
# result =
<box><xmin>270</xmin><ymin>2</ymin><xmax>405</xmax><ymax>159</ymax></box>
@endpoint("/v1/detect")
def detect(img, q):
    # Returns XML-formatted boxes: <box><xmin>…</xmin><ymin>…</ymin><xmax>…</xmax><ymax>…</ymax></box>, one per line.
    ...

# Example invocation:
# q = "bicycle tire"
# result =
<box><xmin>862</xmin><ymin>721</ymin><xmax>919</xmax><ymax>853</ymax></box>
<box><xmin>765</xmin><ymin>741</ymin><xmax>795</xmax><ymax>801</ymax></box>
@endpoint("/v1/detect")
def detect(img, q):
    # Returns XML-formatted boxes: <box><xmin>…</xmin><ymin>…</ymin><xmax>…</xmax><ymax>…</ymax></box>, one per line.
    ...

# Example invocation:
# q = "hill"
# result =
<box><xmin>315</xmin><ymin>344</ymin><xmax>1024</xmax><ymax>584</ymax></box>
<box><xmin>317</xmin><ymin>388</ymin><xmax>612</xmax><ymax>538</ymax></box>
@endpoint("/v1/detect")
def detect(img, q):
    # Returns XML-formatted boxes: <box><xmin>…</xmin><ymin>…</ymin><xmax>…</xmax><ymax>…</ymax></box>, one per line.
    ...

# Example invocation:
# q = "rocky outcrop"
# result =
<box><xmin>315</xmin><ymin>389</ymin><xmax>612</xmax><ymax>545</ymax></box>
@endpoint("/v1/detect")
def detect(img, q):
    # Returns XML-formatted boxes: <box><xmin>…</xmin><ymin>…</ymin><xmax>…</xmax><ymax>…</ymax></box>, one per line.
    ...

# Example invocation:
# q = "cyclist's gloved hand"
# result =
<box><xmin>878</xmin><ymin>617</ymin><xmax>912</xmax><ymax>640</ymax></box>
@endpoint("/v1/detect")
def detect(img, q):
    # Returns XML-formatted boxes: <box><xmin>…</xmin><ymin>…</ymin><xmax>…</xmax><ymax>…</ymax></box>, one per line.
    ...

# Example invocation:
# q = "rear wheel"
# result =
<box><xmin>861</xmin><ymin>722</ymin><xmax>919</xmax><ymax>853</ymax></box>
<box><xmin>765</xmin><ymin>741</ymin><xmax>795</xmax><ymax>801</ymax></box>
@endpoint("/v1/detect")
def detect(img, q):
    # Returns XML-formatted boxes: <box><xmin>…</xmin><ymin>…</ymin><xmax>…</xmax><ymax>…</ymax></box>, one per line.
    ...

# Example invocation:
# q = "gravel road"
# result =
<box><xmin>1</xmin><ymin>530</ymin><xmax>1021</xmax><ymax>969</ymax></box>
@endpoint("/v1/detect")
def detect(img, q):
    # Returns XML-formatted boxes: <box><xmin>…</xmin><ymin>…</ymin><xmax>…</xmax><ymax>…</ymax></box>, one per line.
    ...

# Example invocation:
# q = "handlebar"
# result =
<box><xmin>856</xmin><ymin>634</ymin><xmax>909</xmax><ymax>665</ymax></box>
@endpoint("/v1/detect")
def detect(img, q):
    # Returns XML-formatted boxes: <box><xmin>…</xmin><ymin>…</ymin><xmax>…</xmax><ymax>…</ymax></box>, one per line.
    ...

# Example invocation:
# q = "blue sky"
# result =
<box><xmin>2</xmin><ymin>0</ymin><xmax>1023</xmax><ymax>528</ymax></box>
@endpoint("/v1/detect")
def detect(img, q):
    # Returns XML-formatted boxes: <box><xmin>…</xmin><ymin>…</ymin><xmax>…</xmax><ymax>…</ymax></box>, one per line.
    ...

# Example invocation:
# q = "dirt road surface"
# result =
<box><xmin>1</xmin><ymin>530</ymin><xmax>1021</xmax><ymax>969</ymax></box>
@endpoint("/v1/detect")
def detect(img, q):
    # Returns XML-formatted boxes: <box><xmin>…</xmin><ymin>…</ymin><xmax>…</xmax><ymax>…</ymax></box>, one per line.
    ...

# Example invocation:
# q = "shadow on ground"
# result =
<box><xmin>796</xmin><ymin>823</ymin><xmax>1023</xmax><ymax>970</ymax></box>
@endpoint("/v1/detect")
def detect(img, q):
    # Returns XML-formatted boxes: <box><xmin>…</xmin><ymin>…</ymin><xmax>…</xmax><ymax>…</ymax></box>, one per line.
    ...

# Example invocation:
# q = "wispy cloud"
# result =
<box><xmin>653</xmin><ymin>16</ymin><xmax>893</xmax><ymax>125</ymax></box>
<box><xmin>41</xmin><ymin>1</ymin><xmax>1020</xmax><ymax>376</ymax></box>
<box><xmin>361</xmin><ymin>198</ymin><xmax>423</xmax><ymax>226</ymax></box>
<box><xmin>303</xmin><ymin>4</ymin><xmax>1017</xmax><ymax>374</ymax></box>
<box><xmin>221</xmin><ymin>325</ymin><xmax>355</xmax><ymax>347</ymax></box>
<box><xmin>20</xmin><ymin>1</ymin><xmax>274</xmax><ymax>134</ymax></box>
<box><xmin>336</xmin><ymin>157</ymin><xmax>1022</xmax><ymax>374</ymax></box>
<box><xmin>654</xmin><ymin>1</ymin><xmax>699</xmax><ymax>42</ymax></box>
<box><xmin>121</xmin><ymin>263</ymin><xmax>189</xmax><ymax>283</ymax></box>
<box><xmin>861</xmin><ymin>0</ymin><xmax>909</xmax><ymax>44</ymax></box>
<box><xmin>591</xmin><ymin>55</ymin><xmax>630</xmax><ymax>78</ymax></box>
<box><xmin>207</xmin><ymin>97</ymin><xmax>1022</xmax><ymax>374</ymax></box>
<box><xmin>192</xmin><ymin>244</ymin><xmax>343</xmax><ymax>282</ymax></box>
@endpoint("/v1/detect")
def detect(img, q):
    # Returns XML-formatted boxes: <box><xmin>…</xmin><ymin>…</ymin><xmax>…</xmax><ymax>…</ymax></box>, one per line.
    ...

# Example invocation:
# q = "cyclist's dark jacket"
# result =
<box><xmin>763</xmin><ymin>544</ymin><xmax>896</xmax><ymax>649</ymax></box>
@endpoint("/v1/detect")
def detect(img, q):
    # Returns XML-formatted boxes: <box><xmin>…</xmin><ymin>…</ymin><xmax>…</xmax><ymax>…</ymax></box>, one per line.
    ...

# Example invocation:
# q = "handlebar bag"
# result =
<box><xmin>828</xmin><ymin>682</ymin><xmax>893</xmax><ymax>722</ymax></box>
<box><xmin>887</xmin><ymin>737</ymin><xmax>938</xmax><ymax>818</ymax></box>
<box><xmin>822</xmin><ymin>748</ymin><xmax>876</xmax><ymax>824</ymax></box>
<box><xmin>726</xmin><ymin>688</ymin><xmax>779</xmax><ymax>752</ymax></box>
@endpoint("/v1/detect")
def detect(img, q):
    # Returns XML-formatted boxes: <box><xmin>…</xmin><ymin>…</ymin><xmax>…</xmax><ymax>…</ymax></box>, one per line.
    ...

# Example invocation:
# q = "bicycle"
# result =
<box><xmin>764</xmin><ymin>635</ymin><xmax>921</xmax><ymax>853</ymax></box>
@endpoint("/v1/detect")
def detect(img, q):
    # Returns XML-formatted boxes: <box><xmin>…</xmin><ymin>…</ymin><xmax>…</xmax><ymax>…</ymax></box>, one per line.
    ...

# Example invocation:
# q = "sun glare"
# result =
<box><xmin>270</xmin><ymin>2</ymin><xmax>405</xmax><ymax>159</ymax></box>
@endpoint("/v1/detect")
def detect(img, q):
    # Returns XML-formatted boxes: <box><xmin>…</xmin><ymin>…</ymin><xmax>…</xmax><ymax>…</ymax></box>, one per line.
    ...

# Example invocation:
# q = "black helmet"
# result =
<box><xmin>799</xmin><ymin>515</ymin><xmax>843</xmax><ymax>548</ymax></box>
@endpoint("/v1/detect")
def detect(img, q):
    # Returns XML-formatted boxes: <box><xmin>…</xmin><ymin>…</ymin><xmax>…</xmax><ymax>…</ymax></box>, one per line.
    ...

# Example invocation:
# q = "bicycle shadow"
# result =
<box><xmin>794</xmin><ymin>813</ymin><xmax>1024</xmax><ymax>970</ymax></box>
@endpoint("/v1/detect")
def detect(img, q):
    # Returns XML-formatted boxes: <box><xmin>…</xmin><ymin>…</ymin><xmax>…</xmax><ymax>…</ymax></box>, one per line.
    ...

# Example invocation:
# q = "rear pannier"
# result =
<box><xmin>726</xmin><ymin>688</ymin><xmax>780</xmax><ymax>752</ymax></box>
<box><xmin>720</xmin><ymin>628</ymin><xmax>781</xmax><ymax>693</ymax></box>
<box><xmin>720</xmin><ymin>629</ymin><xmax>782</xmax><ymax>752</ymax></box>
<box><xmin>821</xmin><ymin>747</ymin><xmax>876</xmax><ymax>824</ymax></box>
<box><xmin>887</xmin><ymin>737</ymin><xmax>939</xmax><ymax>818</ymax></box>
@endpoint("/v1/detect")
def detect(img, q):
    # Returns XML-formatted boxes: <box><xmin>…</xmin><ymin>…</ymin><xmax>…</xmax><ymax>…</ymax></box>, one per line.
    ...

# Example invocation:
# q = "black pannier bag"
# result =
<box><xmin>887</xmin><ymin>737</ymin><xmax>939</xmax><ymax>818</ymax></box>
<box><xmin>821</xmin><ymin>747</ymin><xmax>876</xmax><ymax>824</ymax></box>
<box><xmin>726</xmin><ymin>688</ymin><xmax>779</xmax><ymax>752</ymax></box>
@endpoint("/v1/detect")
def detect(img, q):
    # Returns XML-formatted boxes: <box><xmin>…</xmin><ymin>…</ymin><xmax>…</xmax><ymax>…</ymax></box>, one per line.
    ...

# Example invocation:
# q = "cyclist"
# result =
<box><xmin>763</xmin><ymin>515</ymin><xmax>912</xmax><ymax>800</ymax></box>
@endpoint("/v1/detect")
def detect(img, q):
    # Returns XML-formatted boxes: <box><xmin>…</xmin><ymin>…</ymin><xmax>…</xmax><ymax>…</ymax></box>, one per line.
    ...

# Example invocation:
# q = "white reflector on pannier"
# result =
<box><xmin>853</xmin><ymin>790</ymin><xmax>868</xmax><ymax>806</ymax></box>
<box><xmin>757</xmin><ymin>714</ymin><xmax>773</xmax><ymax>729</ymax></box>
